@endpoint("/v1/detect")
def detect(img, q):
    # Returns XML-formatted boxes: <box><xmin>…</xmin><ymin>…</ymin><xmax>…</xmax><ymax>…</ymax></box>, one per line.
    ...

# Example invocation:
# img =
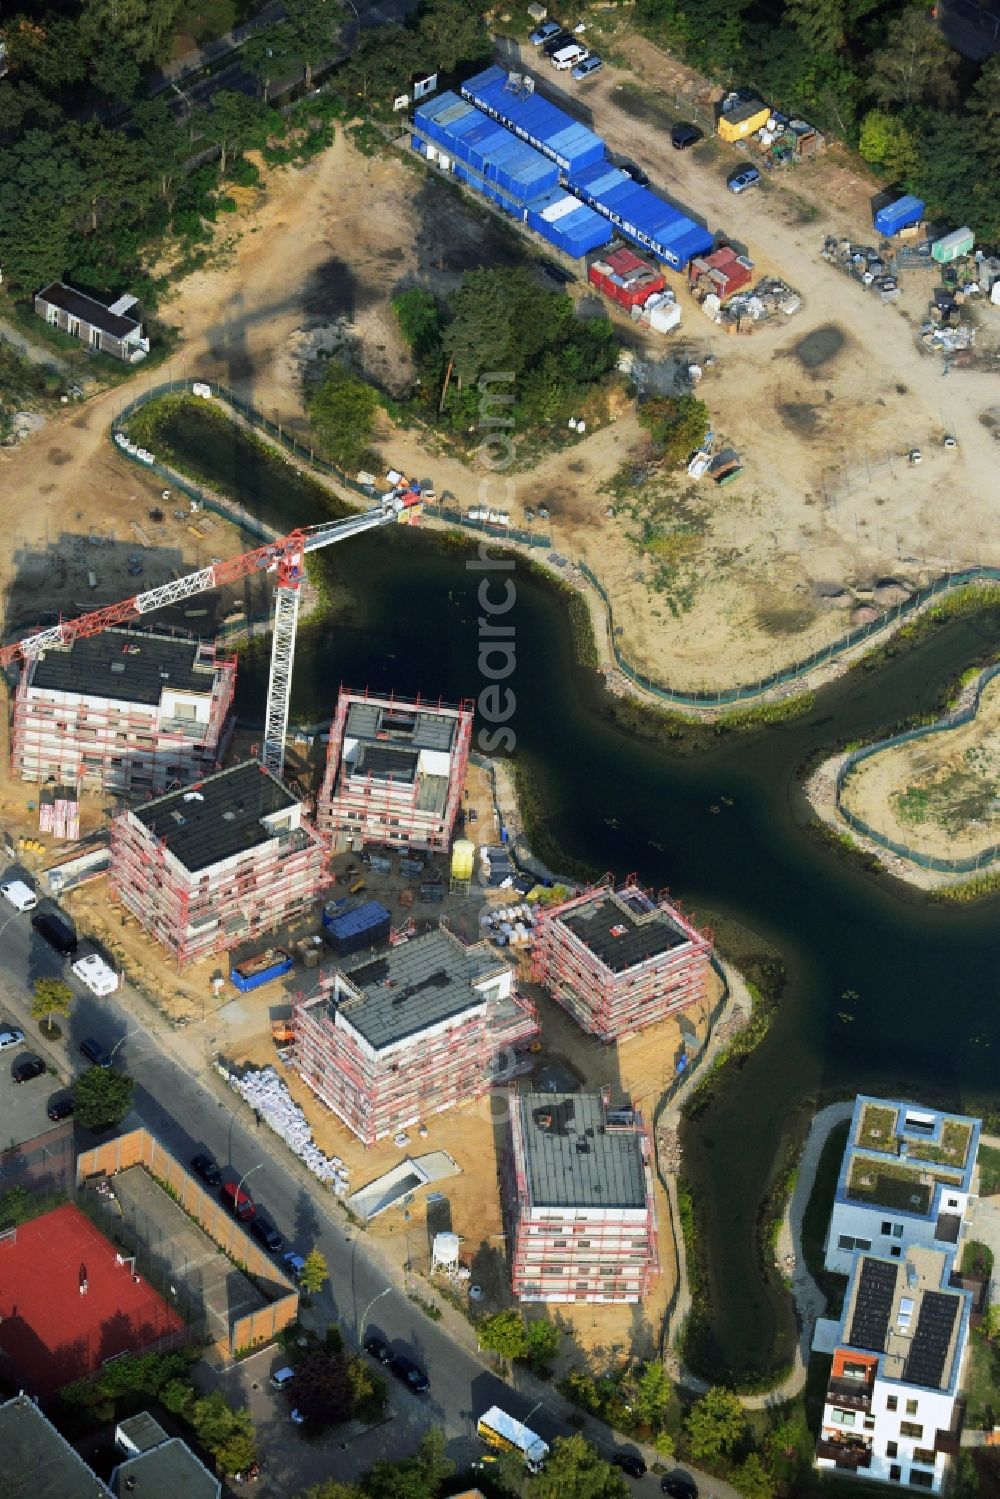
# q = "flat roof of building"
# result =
<box><xmin>838</xmin><ymin>1095</ymin><xmax>979</xmax><ymax>1217</ymax></box>
<box><xmin>0</xmin><ymin>1394</ymin><xmax>112</xmax><ymax>1497</ymax></box>
<box><xmin>332</xmin><ymin>928</ymin><xmax>507</xmax><ymax>1050</ymax></box>
<box><xmin>842</xmin><ymin>1245</ymin><xmax>966</xmax><ymax>1391</ymax></box>
<box><xmin>113</xmin><ymin>1438</ymin><xmax>220</xmax><ymax>1498</ymax></box>
<box><xmin>561</xmin><ymin>888</ymin><xmax>693</xmax><ymax>972</ymax></box>
<box><xmin>30</xmin><ymin>629</ymin><xmax>212</xmax><ymax>706</ymax></box>
<box><xmin>0</xmin><ymin>1049</ymin><xmax>68</xmax><ymax>1155</ymax></box>
<box><xmin>353</xmin><ymin>743</ymin><xmax>419</xmax><ymax>783</ymax></box>
<box><xmin>519</xmin><ymin>1091</ymin><xmax>648</xmax><ymax>1210</ymax></box>
<box><xmin>344</xmin><ymin>696</ymin><xmax>459</xmax><ymax>753</ymax></box>
<box><xmin>117</xmin><ymin>1411</ymin><xmax>168</xmax><ymax>1453</ymax></box>
<box><xmin>37</xmin><ymin>282</ymin><xmax>141</xmax><ymax>339</ymax></box>
<box><xmin>132</xmin><ymin>760</ymin><xmax>298</xmax><ymax>872</ymax></box>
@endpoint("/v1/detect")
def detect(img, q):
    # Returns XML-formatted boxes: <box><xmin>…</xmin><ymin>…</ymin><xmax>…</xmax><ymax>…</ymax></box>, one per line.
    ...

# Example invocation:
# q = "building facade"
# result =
<box><xmin>316</xmin><ymin>688</ymin><xmax>473</xmax><ymax>853</ymax></box>
<box><xmin>11</xmin><ymin>629</ymin><xmax>236</xmax><ymax>799</ymax></box>
<box><xmin>530</xmin><ymin>879</ymin><xmax>713</xmax><ymax>1042</ymax></box>
<box><xmin>825</xmin><ymin>1097</ymin><xmax>980</xmax><ymax>1276</ymax></box>
<box><xmin>816</xmin><ymin>1246</ymin><xmax>969</xmax><ymax>1491</ymax></box>
<box><xmin>109</xmin><ymin>760</ymin><xmax>325</xmax><ymax>965</ymax></box>
<box><xmin>35</xmin><ymin>281</ymin><xmax>150</xmax><ymax>362</ymax></box>
<box><xmin>504</xmin><ymin>1090</ymin><xmax>659</xmax><ymax>1304</ymax></box>
<box><xmin>293</xmin><ymin>926</ymin><xmax>539</xmax><ymax>1145</ymax></box>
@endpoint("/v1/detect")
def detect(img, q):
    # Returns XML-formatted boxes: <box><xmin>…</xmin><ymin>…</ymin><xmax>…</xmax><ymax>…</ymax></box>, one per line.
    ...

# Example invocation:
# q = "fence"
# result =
<box><xmin>834</xmin><ymin>661</ymin><xmax>1000</xmax><ymax>873</ymax></box>
<box><xmin>113</xmin><ymin>380</ymin><xmax>550</xmax><ymax>548</ymax></box>
<box><xmin>580</xmin><ymin>561</ymin><xmax>1000</xmax><ymax>709</ymax></box>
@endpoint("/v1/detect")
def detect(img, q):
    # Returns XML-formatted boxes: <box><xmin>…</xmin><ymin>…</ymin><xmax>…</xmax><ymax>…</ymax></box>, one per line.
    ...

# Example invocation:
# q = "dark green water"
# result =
<box><xmin>163</xmin><ymin>401</ymin><xmax>1000</xmax><ymax>1378</ymax></box>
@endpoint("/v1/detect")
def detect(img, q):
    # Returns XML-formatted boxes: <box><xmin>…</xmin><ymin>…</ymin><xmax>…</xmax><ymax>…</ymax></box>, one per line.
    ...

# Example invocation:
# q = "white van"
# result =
<box><xmin>72</xmin><ymin>953</ymin><xmax>119</xmax><ymax>996</ymax></box>
<box><xmin>551</xmin><ymin>42</ymin><xmax>588</xmax><ymax>69</ymax></box>
<box><xmin>1</xmin><ymin>880</ymin><xmax>37</xmax><ymax>913</ymax></box>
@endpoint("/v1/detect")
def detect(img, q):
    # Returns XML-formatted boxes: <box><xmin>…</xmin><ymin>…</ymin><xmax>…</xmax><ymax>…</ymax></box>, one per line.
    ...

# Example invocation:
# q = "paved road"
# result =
<box><xmin>0</xmin><ymin>883</ymin><xmax>731</xmax><ymax>1496</ymax></box>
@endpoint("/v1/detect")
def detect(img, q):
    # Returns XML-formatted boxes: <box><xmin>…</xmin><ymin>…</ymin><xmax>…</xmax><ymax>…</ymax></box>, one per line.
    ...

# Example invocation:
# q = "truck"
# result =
<box><xmin>477</xmin><ymin>1407</ymin><xmax>549</xmax><ymax>1473</ymax></box>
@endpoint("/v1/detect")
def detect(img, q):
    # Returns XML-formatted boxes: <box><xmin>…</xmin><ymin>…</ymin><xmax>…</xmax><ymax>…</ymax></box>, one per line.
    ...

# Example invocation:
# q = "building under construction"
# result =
<box><xmin>292</xmin><ymin>926</ymin><xmax>539</xmax><ymax>1145</ymax></box>
<box><xmin>109</xmin><ymin>760</ymin><xmax>325</xmax><ymax>965</ymax></box>
<box><xmin>504</xmin><ymin>1090</ymin><xmax>659</xmax><ymax>1304</ymax></box>
<box><xmin>316</xmin><ymin>688</ymin><xmax>473</xmax><ymax>853</ymax></box>
<box><xmin>10</xmin><ymin>629</ymin><xmax>236</xmax><ymax>799</ymax></box>
<box><xmin>531</xmin><ymin>878</ymin><xmax>712</xmax><ymax>1042</ymax></box>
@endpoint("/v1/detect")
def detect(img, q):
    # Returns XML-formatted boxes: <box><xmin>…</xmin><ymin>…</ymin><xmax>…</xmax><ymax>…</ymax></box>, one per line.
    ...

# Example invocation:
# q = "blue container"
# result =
<box><xmin>231</xmin><ymin>950</ymin><xmax>294</xmax><ymax>992</ymax></box>
<box><xmin>460</xmin><ymin>65</ymin><xmax>606</xmax><ymax>174</ymax></box>
<box><xmin>526</xmin><ymin>189</ymin><xmax>611</xmax><ymax>257</ymax></box>
<box><xmin>325</xmin><ymin>900</ymin><xmax>392</xmax><ymax>957</ymax></box>
<box><xmin>874</xmin><ymin>195</ymin><xmax>925</xmax><ymax>237</ymax></box>
<box><xmin>568</xmin><ymin>161</ymin><xmax>712</xmax><ymax>269</ymax></box>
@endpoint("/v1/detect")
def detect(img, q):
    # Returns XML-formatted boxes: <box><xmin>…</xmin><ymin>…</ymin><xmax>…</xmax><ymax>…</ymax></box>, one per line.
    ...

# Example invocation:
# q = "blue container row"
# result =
<box><xmin>570</xmin><ymin>161</ymin><xmax>714</xmax><ymax>270</ymax></box>
<box><xmin>460</xmin><ymin>65</ymin><xmax>606</xmax><ymax>175</ymax></box>
<box><xmin>414</xmin><ymin>91</ymin><xmax>559</xmax><ymax>203</ymax></box>
<box><xmin>524</xmin><ymin>187</ymin><xmax>613</xmax><ymax>257</ymax></box>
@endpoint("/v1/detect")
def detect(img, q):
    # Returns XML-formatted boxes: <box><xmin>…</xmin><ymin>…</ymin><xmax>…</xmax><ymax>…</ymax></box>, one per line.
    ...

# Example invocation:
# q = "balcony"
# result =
<box><xmin>816</xmin><ymin>1438</ymin><xmax>873</xmax><ymax>1470</ymax></box>
<box><xmin>826</xmin><ymin>1377</ymin><xmax>873</xmax><ymax>1411</ymax></box>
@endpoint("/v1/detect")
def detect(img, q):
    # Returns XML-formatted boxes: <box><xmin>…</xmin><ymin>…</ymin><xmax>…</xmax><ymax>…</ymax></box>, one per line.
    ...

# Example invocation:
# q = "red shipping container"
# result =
<box><xmin>589</xmin><ymin>246</ymin><xmax>665</xmax><ymax>310</ymax></box>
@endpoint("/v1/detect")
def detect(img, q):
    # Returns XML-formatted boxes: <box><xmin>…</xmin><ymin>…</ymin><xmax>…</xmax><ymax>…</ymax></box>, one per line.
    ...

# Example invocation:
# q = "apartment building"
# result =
<box><xmin>504</xmin><ymin>1090</ymin><xmax>659</xmax><ymax>1304</ymax></box>
<box><xmin>825</xmin><ymin>1096</ymin><xmax>980</xmax><ymax>1276</ymax></box>
<box><xmin>293</xmin><ymin>926</ymin><xmax>539</xmax><ymax>1145</ymax></box>
<box><xmin>816</xmin><ymin>1245</ymin><xmax>970</xmax><ymax>1491</ymax></box>
<box><xmin>316</xmin><ymin>688</ymin><xmax>474</xmax><ymax>853</ymax></box>
<box><xmin>530</xmin><ymin>878</ymin><xmax>713</xmax><ymax>1042</ymax></box>
<box><xmin>11</xmin><ymin>629</ymin><xmax>236</xmax><ymax>798</ymax></box>
<box><xmin>109</xmin><ymin>760</ymin><xmax>325</xmax><ymax>965</ymax></box>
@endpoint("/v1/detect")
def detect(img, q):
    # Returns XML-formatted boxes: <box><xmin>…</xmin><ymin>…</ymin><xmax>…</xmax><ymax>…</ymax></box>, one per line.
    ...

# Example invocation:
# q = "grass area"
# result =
<box><xmin>909</xmin><ymin>1119</ymin><xmax>973</xmax><ymax>1167</ymax></box>
<box><xmin>962</xmin><ymin>1240</ymin><xmax>994</xmax><ymax>1280</ymax></box>
<box><xmin>856</xmin><ymin>1103</ymin><xmax>897</xmax><ymax>1151</ymax></box>
<box><xmin>979</xmin><ymin>1144</ymin><xmax>1000</xmax><ymax>1196</ymax></box>
<box><xmin>964</xmin><ymin>1329</ymin><xmax>1000</xmax><ymax>1430</ymax></box>
<box><xmin>846</xmin><ymin>1156</ymin><xmax>962</xmax><ymax>1213</ymax></box>
<box><xmin>801</xmin><ymin>1120</ymin><xmax>850</xmax><ymax>1318</ymax></box>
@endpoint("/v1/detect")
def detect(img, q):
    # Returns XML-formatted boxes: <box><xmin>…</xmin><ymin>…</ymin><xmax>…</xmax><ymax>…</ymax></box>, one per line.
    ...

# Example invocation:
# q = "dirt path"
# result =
<box><xmin>0</xmin><ymin>317</ymin><xmax>71</xmax><ymax>373</ymax></box>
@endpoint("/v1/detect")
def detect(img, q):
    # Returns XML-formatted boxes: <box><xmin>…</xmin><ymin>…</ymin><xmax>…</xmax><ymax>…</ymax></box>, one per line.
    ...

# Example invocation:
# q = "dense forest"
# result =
<box><xmin>637</xmin><ymin>0</ymin><xmax>1000</xmax><ymax>236</ymax></box>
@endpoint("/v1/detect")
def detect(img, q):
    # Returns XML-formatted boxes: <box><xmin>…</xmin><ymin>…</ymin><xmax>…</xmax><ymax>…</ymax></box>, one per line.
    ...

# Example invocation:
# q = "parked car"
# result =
<box><xmin>270</xmin><ymin>1366</ymin><xmax>296</xmax><ymax>1392</ymax></box>
<box><xmin>530</xmin><ymin>18</ymin><xmax>563</xmax><ymax>43</ymax></box>
<box><xmin>72</xmin><ymin>953</ymin><xmax>118</xmax><ymax>997</ymax></box>
<box><xmin>13</xmin><ymin>1053</ymin><xmax>45</xmax><ymax>1083</ymax></box>
<box><xmin>620</xmin><ymin>161</ymin><xmax>650</xmax><ymax>185</ymax></box>
<box><xmin>391</xmin><ymin>1354</ymin><xmax>429</xmax><ymax>1393</ymax></box>
<box><xmin>31</xmin><ymin>909</ymin><xmax>78</xmax><ymax>956</ymax></box>
<box><xmin>611</xmin><ymin>1453</ymin><xmax>647</xmax><ymax>1479</ymax></box>
<box><xmin>220</xmin><ymin>1181</ymin><xmax>256</xmax><ymax>1221</ymax></box>
<box><xmin>0</xmin><ymin>1028</ymin><xmax>25</xmax><ymax>1051</ymax></box>
<box><xmin>1</xmin><ymin>879</ymin><xmax>37</xmax><ymax>912</ymax></box>
<box><xmin>662</xmin><ymin>1474</ymin><xmax>699</xmax><ymax>1498</ymax></box>
<box><xmin>551</xmin><ymin>42</ymin><xmax>588</xmax><ymax>69</ymax></box>
<box><xmin>191</xmin><ymin>1153</ymin><xmax>222</xmax><ymax>1187</ymax></box>
<box><xmin>571</xmin><ymin>53</ymin><xmax>603</xmax><ymax>79</ymax></box>
<box><xmin>250</xmin><ymin>1217</ymin><xmax>283</xmax><ymax>1253</ymax></box>
<box><xmin>281</xmin><ymin>1250</ymin><xmax>306</xmax><ymax>1280</ymax></box>
<box><xmin>671</xmin><ymin>122</ymin><xmax>703</xmax><ymax>149</ymax></box>
<box><xmin>364</xmin><ymin>1335</ymin><xmax>396</xmax><ymax>1365</ymax></box>
<box><xmin>539</xmin><ymin>261</ymin><xmax>574</xmax><ymax>285</ymax></box>
<box><xmin>728</xmin><ymin>166</ymin><xmax>761</xmax><ymax>193</ymax></box>
<box><xmin>80</xmin><ymin>1038</ymin><xmax>112</xmax><ymax>1068</ymax></box>
<box><xmin>542</xmin><ymin>29</ymin><xmax>574</xmax><ymax>55</ymax></box>
<box><xmin>47</xmin><ymin>1093</ymin><xmax>74</xmax><ymax>1121</ymax></box>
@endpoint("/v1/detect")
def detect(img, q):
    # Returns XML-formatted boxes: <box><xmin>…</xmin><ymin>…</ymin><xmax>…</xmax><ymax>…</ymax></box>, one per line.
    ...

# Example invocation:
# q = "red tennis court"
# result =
<box><xmin>0</xmin><ymin>1203</ymin><xmax>185</xmax><ymax>1394</ymax></box>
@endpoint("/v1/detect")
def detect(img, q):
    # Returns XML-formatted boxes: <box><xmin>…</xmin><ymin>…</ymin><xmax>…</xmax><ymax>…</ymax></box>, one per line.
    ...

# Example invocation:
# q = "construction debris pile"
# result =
<box><xmin>820</xmin><ymin>237</ymin><xmax>900</xmax><ymax>302</ymax></box>
<box><xmin>221</xmin><ymin>1063</ymin><xmax>352</xmax><ymax>1195</ymax></box>
<box><xmin>702</xmin><ymin>276</ymin><xmax>801</xmax><ymax>329</ymax></box>
<box><xmin>921</xmin><ymin>292</ymin><xmax>977</xmax><ymax>354</ymax></box>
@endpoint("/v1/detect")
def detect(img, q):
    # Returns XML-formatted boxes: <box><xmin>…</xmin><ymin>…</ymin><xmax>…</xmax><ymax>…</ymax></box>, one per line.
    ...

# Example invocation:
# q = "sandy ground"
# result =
<box><xmin>839</xmin><ymin>674</ymin><xmax>1000</xmax><ymax>860</ymax></box>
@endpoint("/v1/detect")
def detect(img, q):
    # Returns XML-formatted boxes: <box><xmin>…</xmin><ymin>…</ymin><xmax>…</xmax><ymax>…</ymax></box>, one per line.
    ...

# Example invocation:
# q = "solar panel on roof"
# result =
<box><xmin>904</xmin><ymin>1290</ymin><xmax>959</xmax><ymax>1389</ymax></box>
<box><xmin>848</xmin><ymin>1259</ymin><xmax>897</xmax><ymax>1351</ymax></box>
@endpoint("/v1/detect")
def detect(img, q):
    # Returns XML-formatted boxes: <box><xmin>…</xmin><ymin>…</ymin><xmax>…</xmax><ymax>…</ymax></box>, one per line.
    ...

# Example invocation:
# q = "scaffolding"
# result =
<box><xmin>505</xmin><ymin>1089</ymin><xmax>660</xmax><ymax>1304</ymax></box>
<box><xmin>108</xmin><ymin>765</ymin><xmax>326</xmax><ymax>966</ymax></box>
<box><xmin>316</xmin><ymin>687</ymin><xmax>474</xmax><ymax>853</ymax></box>
<box><xmin>10</xmin><ymin>633</ymin><xmax>236</xmax><ymax>800</ymax></box>
<box><xmin>530</xmin><ymin>876</ymin><xmax>713</xmax><ymax>1042</ymax></box>
<box><xmin>292</xmin><ymin>929</ymin><xmax>539</xmax><ymax>1145</ymax></box>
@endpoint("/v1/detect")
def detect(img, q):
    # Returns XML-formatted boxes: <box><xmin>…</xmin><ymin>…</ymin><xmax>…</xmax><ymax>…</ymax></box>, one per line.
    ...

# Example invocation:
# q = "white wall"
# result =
<box><xmin>826</xmin><ymin>1197</ymin><xmax>969</xmax><ymax>1275</ymax></box>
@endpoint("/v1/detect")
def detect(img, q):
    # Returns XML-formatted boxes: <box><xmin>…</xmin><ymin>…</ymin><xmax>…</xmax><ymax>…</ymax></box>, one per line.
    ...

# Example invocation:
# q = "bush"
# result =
<box><xmin>227</xmin><ymin>156</ymin><xmax>261</xmax><ymax>186</ymax></box>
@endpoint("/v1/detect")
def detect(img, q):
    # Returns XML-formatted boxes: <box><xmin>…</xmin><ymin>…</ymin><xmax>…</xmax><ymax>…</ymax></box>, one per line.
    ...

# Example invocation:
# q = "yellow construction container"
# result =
<box><xmin>717</xmin><ymin>100</ymin><xmax>770</xmax><ymax>143</ymax></box>
<box><xmin>450</xmin><ymin>838</ymin><xmax>475</xmax><ymax>882</ymax></box>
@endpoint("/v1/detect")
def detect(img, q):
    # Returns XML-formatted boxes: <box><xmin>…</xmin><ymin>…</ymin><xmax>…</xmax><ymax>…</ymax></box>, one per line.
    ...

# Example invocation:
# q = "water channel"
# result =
<box><xmin>163</xmin><ymin>401</ymin><xmax>1000</xmax><ymax>1379</ymax></box>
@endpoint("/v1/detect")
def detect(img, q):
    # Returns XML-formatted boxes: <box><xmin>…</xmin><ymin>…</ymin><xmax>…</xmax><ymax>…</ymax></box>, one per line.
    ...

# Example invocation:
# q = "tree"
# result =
<box><xmin>300</xmin><ymin>1483</ymin><xmax>363</xmax><ymax>1499</ymax></box>
<box><xmin>308</xmin><ymin>362</ymin><xmax>380</xmax><ymax>471</ymax></box>
<box><xmin>203</xmin><ymin>90</ymin><xmax>269</xmax><ymax>177</ymax></box>
<box><xmin>31</xmin><ymin>976</ymin><xmax>73</xmax><ymax>1035</ymax></box>
<box><xmin>857</xmin><ymin>109</ymin><xmax>919</xmax><ymax>179</ymax></box>
<box><xmin>417</xmin><ymin>0</ymin><xmax>490</xmax><ymax>72</ymax></box>
<box><xmin>91</xmin><ymin>41</ymin><xmax>142</xmax><ymax>104</ymax></box>
<box><xmin>392</xmin><ymin>287</ymin><xmax>443</xmax><ymax>365</ymax></box>
<box><xmin>527</xmin><ymin>1434</ymin><xmax>630</xmax><ymax>1499</ymax></box>
<box><xmin>79</xmin><ymin>0</ymin><xmax>184</xmax><ymax>65</ymax></box>
<box><xmin>192</xmin><ymin>1391</ymin><xmax>257</xmax><ymax>1474</ymax></box>
<box><xmin>338</xmin><ymin>25</ymin><xmax>421</xmax><ymax>106</ymax></box>
<box><xmin>132</xmin><ymin>99</ymin><xmax>186</xmax><ymax>208</ymax></box>
<box><xmin>364</xmin><ymin>1428</ymin><xmax>453</xmax><ymax>1499</ymax></box>
<box><xmin>684</xmin><ymin>1386</ymin><xmax>747</xmax><ymax>1464</ymax></box>
<box><xmin>733</xmin><ymin>1452</ymin><xmax>776</xmax><ymax>1499</ymax></box>
<box><xmin>73</xmin><ymin>1066</ymin><xmax>134</xmax><ymax>1130</ymax></box>
<box><xmin>966</xmin><ymin>57</ymin><xmax>1000</xmax><ymax>174</ymax></box>
<box><xmin>638</xmin><ymin>394</ymin><xmax>710</xmax><ymax>467</ymax></box>
<box><xmin>478</xmin><ymin>1308</ymin><xmax>528</xmax><ymax>1363</ymax></box>
<box><xmin>524</xmin><ymin>1317</ymin><xmax>561</xmax><ymax>1370</ymax></box>
<box><xmin>0</xmin><ymin>129</ymin><xmax>88</xmax><ymax>293</ymax></box>
<box><xmin>442</xmin><ymin>266</ymin><xmax>570</xmax><ymax>386</ymax></box>
<box><xmin>243</xmin><ymin>25</ymin><xmax>299</xmax><ymax>104</ymax></box>
<box><xmin>299</xmin><ymin>1247</ymin><xmax>329</xmax><ymax>1297</ymax></box>
<box><xmin>633</xmin><ymin>1359</ymin><xmax>671</xmax><ymax>1429</ymax></box>
<box><xmin>764</xmin><ymin>1414</ymin><xmax>801</xmax><ymax>1462</ymax></box>
<box><xmin>282</xmin><ymin>0</ymin><xmax>343</xmax><ymax>89</ymax></box>
<box><xmin>291</xmin><ymin>1346</ymin><xmax>352</xmax><ymax>1425</ymax></box>
<box><xmin>72</xmin><ymin>120</ymin><xmax>152</xmax><ymax>232</ymax></box>
<box><xmin>868</xmin><ymin>8</ymin><xmax>957</xmax><ymax>108</ymax></box>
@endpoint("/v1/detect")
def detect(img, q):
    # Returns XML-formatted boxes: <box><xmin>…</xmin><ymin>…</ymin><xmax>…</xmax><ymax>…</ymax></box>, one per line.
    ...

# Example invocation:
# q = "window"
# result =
<box><xmin>886</xmin><ymin>1442</ymin><xmax>898</xmax><ymax>1459</ymax></box>
<box><xmin>831</xmin><ymin>1410</ymin><xmax>856</xmax><ymax>1428</ymax></box>
<box><xmin>900</xmin><ymin>1422</ymin><xmax>923</xmax><ymax>1439</ymax></box>
<box><xmin>889</xmin><ymin>1465</ymin><xmax>901</xmax><ymax>1483</ymax></box>
<box><xmin>913</xmin><ymin>1448</ymin><xmax>936</xmax><ymax>1466</ymax></box>
<box><xmin>838</xmin><ymin>1235</ymin><xmax>854</xmax><ymax>1250</ymax></box>
<box><xmin>910</xmin><ymin>1473</ymin><xmax>934</xmax><ymax>1490</ymax></box>
<box><xmin>864</xmin><ymin>1416</ymin><xmax>876</xmax><ymax>1432</ymax></box>
<box><xmin>893</xmin><ymin>1224</ymin><xmax>904</xmax><ymax>1239</ymax></box>
<box><xmin>886</xmin><ymin>1397</ymin><xmax>899</xmax><ymax>1412</ymax></box>
<box><xmin>882</xmin><ymin>1221</ymin><xmax>893</xmax><ymax>1235</ymax></box>
<box><xmin>905</xmin><ymin>1400</ymin><xmax>919</xmax><ymax>1416</ymax></box>
<box><xmin>891</xmin><ymin>1245</ymin><xmax>902</xmax><ymax>1258</ymax></box>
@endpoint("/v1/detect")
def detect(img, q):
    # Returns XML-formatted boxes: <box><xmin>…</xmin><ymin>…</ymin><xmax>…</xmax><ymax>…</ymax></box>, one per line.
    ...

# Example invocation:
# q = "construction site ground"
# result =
<box><xmin>839</xmin><ymin>674</ymin><xmax>1000</xmax><ymax>863</ymax></box>
<box><xmin>1</xmin><ymin>38</ymin><xmax>998</xmax><ymax>711</ymax></box>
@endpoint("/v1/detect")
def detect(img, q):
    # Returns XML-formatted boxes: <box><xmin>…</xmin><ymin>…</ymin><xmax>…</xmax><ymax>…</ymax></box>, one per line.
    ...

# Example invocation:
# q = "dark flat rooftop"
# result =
<box><xmin>520</xmin><ymin>1091</ymin><xmax>648</xmax><ymax>1210</ymax></box>
<box><xmin>37</xmin><ymin>281</ymin><xmax>141</xmax><ymax>340</ymax></box>
<box><xmin>562</xmin><ymin>891</ymin><xmax>691</xmax><ymax>972</ymax></box>
<box><xmin>345</xmin><ymin>699</ymin><xmax>457</xmax><ymax>753</ymax></box>
<box><xmin>0</xmin><ymin>1395</ymin><xmax>111</xmax><ymax>1497</ymax></box>
<box><xmin>352</xmin><ymin>744</ymin><xmax>418</xmax><ymax>783</ymax></box>
<box><xmin>30</xmin><ymin>630</ymin><xmax>210</xmax><ymax>706</ymax></box>
<box><xmin>333</xmin><ymin>928</ymin><xmax>506</xmax><ymax>1050</ymax></box>
<box><xmin>133</xmin><ymin>760</ymin><xmax>298</xmax><ymax>872</ymax></box>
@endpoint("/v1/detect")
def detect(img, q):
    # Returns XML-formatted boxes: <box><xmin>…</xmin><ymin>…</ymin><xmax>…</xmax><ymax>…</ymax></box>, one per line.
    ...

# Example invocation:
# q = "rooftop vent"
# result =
<box><xmin>110</xmin><ymin>662</ymin><xmax>126</xmax><ymax>673</ymax></box>
<box><xmin>575</xmin><ymin>1140</ymin><xmax>590</xmax><ymax>1154</ymax></box>
<box><xmin>222</xmin><ymin>810</ymin><xmax>236</xmax><ymax>821</ymax></box>
<box><xmin>170</xmin><ymin>811</ymin><xmax>186</xmax><ymax>825</ymax></box>
<box><xmin>183</xmin><ymin>792</ymin><xmax>204</xmax><ymax>803</ymax></box>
